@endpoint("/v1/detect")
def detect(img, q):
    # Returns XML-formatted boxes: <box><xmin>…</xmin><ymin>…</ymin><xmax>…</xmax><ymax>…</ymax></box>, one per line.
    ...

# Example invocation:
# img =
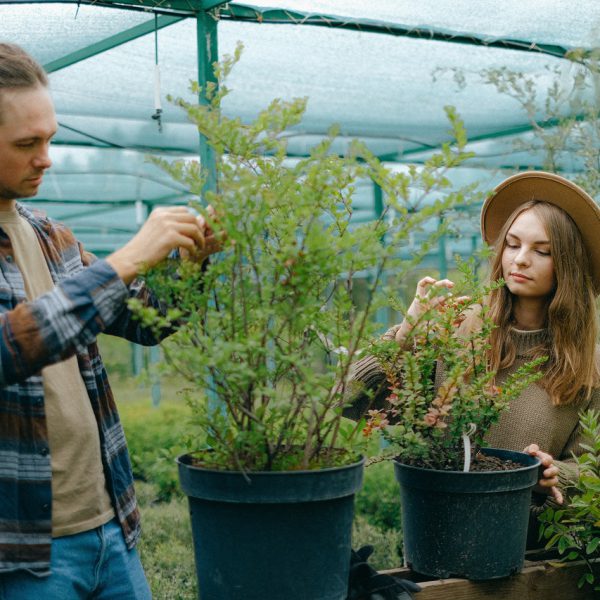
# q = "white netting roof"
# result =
<box><xmin>1</xmin><ymin>0</ymin><xmax>599</xmax><ymax>257</ymax></box>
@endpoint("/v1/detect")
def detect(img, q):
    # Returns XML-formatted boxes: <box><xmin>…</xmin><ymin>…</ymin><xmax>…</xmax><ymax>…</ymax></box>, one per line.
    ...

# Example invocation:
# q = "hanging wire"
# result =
<box><xmin>151</xmin><ymin>13</ymin><xmax>163</xmax><ymax>133</ymax></box>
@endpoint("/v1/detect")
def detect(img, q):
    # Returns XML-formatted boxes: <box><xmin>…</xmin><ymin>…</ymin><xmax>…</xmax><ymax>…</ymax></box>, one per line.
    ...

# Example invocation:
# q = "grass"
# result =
<box><xmin>136</xmin><ymin>482</ymin><xmax>197</xmax><ymax>599</ymax></box>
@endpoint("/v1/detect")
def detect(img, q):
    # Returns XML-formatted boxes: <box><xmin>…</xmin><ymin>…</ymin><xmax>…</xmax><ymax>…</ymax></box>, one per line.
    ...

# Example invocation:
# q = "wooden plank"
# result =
<box><xmin>381</xmin><ymin>560</ymin><xmax>596</xmax><ymax>600</ymax></box>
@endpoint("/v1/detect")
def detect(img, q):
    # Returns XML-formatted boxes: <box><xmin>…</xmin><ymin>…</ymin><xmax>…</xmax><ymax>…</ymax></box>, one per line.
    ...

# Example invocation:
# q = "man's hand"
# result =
<box><xmin>179</xmin><ymin>205</ymin><xmax>224</xmax><ymax>263</ymax></box>
<box><xmin>106</xmin><ymin>206</ymin><xmax>208</xmax><ymax>284</ymax></box>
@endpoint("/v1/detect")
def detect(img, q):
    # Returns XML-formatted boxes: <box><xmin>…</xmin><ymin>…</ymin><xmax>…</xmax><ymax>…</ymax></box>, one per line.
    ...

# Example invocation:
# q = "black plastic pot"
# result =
<box><xmin>177</xmin><ymin>454</ymin><xmax>364</xmax><ymax>600</ymax></box>
<box><xmin>394</xmin><ymin>447</ymin><xmax>540</xmax><ymax>580</ymax></box>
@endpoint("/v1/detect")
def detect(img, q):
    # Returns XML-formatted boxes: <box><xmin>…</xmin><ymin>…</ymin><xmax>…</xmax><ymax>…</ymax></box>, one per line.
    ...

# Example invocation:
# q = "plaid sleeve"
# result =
<box><xmin>0</xmin><ymin>260</ymin><xmax>127</xmax><ymax>385</ymax></box>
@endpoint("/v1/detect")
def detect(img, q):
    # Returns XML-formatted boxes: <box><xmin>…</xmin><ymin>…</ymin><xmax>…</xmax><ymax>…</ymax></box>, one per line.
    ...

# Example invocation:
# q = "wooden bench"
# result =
<box><xmin>382</xmin><ymin>554</ymin><xmax>597</xmax><ymax>599</ymax></box>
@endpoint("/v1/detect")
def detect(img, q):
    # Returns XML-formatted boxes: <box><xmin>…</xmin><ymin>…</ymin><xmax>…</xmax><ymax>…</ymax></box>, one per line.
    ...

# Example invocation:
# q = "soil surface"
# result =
<box><xmin>468</xmin><ymin>452</ymin><xmax>524</xmax><ymax>472</ymax></box>
<box><xmin>399</xmin><ymin>451</ymin><xmax>526</xmax><ymax>472</ymax></box>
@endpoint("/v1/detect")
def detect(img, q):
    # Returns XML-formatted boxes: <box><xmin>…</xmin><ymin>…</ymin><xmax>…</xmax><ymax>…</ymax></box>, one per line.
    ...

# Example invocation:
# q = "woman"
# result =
<box><xmin>346</xmin><ymin>170</ymin><xmax>600</xmax><ymax>516</ymax></box>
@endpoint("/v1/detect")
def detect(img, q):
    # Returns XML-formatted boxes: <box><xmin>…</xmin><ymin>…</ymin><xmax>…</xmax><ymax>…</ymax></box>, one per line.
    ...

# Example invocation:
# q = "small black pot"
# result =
<box><xmin>394</xmin><ymin>447</ymin><xmax>540</xmax><ymax>580</ymax></box>
<box><xmin>177</xmin><ymin>454</ymin><xmax>364</xmax><ymax>600</ymax></box>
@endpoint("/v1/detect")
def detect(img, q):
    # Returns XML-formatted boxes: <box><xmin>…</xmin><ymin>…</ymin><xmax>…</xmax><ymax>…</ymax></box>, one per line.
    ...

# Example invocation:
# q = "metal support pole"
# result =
<box><xmin>438</xmin><ymin>216</ymin><xmax>448</xmax><ymax>279</ymax></box>
<box><xmin>149</xmin><ymin>345</ymin><xmax>162</xmax><ymax>407</ymax></box>
<box><xmin>196</xmin><ymin>8</ymin><xmax>220</xmax><ymax>412</ymax></box>
<box><xmin>196</xmin><ymin>9</ymin><xmax>219</xmax><ymax>199</ymax></box>
<box><xmin>131</xmin><ymin>199</ymin><xmax>147</xmax><ymax>378</ymax></box>
<box><xmin>131</xmin><ymin>342</ymin><xmax>144</xmax><ymax>376</ymax></box>
<box><xmin>373</xmin><ymin>182</ymin><xmax>388</xmax><ymax>328</ymax></box>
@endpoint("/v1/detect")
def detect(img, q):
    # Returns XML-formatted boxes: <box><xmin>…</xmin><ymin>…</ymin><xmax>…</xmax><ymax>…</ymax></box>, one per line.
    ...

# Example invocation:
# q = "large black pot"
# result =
<box><xmin>177</xmin><ymin>454</ymin><xmax>364</xmax><ymax>600</ymax></box>
<box><xmin>394</xmin><ymin>447</ymin><xmax>540</xmax><ymax>580</ymax></box>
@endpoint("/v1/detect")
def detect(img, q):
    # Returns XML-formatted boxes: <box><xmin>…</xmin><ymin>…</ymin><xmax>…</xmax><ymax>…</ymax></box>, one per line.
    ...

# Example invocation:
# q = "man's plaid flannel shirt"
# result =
<box><xmin>0</xmin><ymin>203</ymin><xmax>167</xmax><ymax>575</ymax></box>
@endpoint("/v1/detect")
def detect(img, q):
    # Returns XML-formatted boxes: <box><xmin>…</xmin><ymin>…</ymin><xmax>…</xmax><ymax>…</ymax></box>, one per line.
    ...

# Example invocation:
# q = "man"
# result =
<box><xmin>0</xmin><ymin>42</ymin><xmax>216</xmax><ymax>598</ymax></box>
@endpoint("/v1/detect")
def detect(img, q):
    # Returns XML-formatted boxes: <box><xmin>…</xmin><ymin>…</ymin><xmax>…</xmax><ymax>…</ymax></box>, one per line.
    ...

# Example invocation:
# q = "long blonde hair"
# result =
<box><xmin>487</xmin><ymin>200</ymin><xmax>599</xmax><ymax>405</ymax></box>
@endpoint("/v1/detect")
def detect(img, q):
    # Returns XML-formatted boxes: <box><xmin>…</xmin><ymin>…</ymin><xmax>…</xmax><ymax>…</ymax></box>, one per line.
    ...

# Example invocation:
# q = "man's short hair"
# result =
<box><xmin>0</xmin><ymin>42</ymin><xmax>48</xmax><ymax>122</ymax></box>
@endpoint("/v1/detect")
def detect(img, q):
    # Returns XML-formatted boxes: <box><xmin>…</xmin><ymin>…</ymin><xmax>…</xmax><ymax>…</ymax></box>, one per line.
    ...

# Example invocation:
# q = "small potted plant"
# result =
<box><xmin>133</xmin><ymin>47</ymin><xmax>477</xmax><ymax>600</ymax></box>
<box><xmin>362</xmin><ymin>263</ymin><xmax>546</xmax><ymax>580</ymax></box>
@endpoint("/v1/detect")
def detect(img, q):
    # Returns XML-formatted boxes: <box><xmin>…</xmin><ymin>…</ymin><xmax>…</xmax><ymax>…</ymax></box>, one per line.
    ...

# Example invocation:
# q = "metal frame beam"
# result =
<box><xmin>394</xmin><ymin>112</ymin><xmax>591</xmax><ymax>163</ymax></box>
<box><xmin>10</xmin><ymin>0</ymin><xmax>582</xmax><ymax>60</ymax></box>
<box><xmin>220</xmin><ymin>5</ymin><xmax>575</xmax><ymax>60</ymax></box>
<box><xmin>30</xmin><ymin>193</ymin><xmax>184</xmax><ymax>206</ymax></box>
<box><xmin>44</xmin><ymin>14</ymin><xmax>186</xmax><ymax>73</ymax></box>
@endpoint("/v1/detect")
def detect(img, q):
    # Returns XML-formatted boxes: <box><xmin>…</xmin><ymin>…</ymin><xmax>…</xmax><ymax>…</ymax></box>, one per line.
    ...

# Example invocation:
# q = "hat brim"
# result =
<box><xmin>481</xmin><ymin>171</ymin><xmax>600</xmax><ymax>295</ymax></box>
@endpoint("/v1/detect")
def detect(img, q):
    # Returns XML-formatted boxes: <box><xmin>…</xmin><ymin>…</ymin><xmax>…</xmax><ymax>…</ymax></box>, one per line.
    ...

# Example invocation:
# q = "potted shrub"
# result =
<box><xmin>133</xmin><ymin>47</ymin><xmax>476</xmax><ymax>600</ymax></box>
<box><xmin>363</xmin><ymin>264</ymin><xmax>546</xmax><ymax>580</ymax></box>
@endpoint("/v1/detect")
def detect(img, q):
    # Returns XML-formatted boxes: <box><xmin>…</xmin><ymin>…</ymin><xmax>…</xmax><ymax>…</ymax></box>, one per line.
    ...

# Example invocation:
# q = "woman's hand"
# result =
<box><xmin>524</xmin><ymin>443</ymin><xmax>563</xmax><ymax>504</ymax></box>
<box><xmin>394</xmin><ymin>277</ymin><xmax>468</xmax><ymax>346</ymax></box>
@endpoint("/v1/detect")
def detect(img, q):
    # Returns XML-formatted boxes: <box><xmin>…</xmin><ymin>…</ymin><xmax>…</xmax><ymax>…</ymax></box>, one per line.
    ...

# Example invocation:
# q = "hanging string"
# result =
<box><xmin>151</xmin><ymin>13</ymin><xmax>163</xmax><ymax>133</ymax></box>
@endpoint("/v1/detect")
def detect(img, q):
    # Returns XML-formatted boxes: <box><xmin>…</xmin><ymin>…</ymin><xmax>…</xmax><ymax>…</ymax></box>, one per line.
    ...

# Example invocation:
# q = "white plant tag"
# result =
<box><xmin>462</xmin><ymin>423</ymin><xmax>477</xmax><ymax>472</ymax></box>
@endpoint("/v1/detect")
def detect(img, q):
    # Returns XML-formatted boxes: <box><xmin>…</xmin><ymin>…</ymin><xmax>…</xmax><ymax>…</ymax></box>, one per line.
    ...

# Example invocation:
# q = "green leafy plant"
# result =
<box><xmin>365</xmin><ymin>261</ymin><xmax>546</xmax><ymax>470</ymax></box>
<box><xmin>131</xmin><ymin>45</ymin><xmax>479</xmax><ymax>473</ymax></box>
<box><xmin>539</xmin><ymin>410</ymin><xmax>600</xmax><ymax>591</ymax></box>
<box><xmin>119</xmin><ymin>398</ymin><xmax>189</xmax><ymax>501</ymax></box>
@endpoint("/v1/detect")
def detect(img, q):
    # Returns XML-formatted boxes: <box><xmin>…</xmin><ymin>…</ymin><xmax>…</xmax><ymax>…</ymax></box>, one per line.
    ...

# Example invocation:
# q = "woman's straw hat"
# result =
<box><xmin>481</xmin><ymin>170</ymin><xmax>600</xmax><ymax>294</ymax></box>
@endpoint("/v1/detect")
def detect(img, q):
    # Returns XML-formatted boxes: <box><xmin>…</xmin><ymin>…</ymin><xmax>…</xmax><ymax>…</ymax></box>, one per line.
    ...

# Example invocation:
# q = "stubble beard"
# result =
<box><xmin>0</xmin><ymin>182</ymin><xmax>35</xmax><ymax>201</ymax></box>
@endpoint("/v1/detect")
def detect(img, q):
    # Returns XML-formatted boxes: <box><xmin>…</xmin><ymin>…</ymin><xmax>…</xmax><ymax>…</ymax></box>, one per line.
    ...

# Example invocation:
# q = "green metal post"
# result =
<box><xmin>149</xmin><ymin>346</ymin><xmax>162</xmax><ymax>407</ymax></box>
<box><xmin>131</xmin><ymin>198</ymin><xmax>147</xmax><ymax>379</ymax></box>
<box><xmin>373</xmin><ymin>182</ymin><xmax>388</xmax><ymax>328</ymax></box>
<box><xmin>373</xmin><ymin>181</ymin><xmax>384</xmax><ymax>223</ymax></box>
<box><xmin>438</xmin><ymin>216</ymin><xmax>448</xmax><ymax>279</ymax></box>
<box><xmin>196</xmin><ymin>8</ymin><xmax>220</xmax><ymax>411</ymax></box>
<box><xmin>131</xmin><ymin>342</ymin><xmax>144</xmax><ymax>376</ymax></box>
<box><xmin>196</xmin><ymin>9</ymin><xmax>219</xmax><ymax>198</ymax></box>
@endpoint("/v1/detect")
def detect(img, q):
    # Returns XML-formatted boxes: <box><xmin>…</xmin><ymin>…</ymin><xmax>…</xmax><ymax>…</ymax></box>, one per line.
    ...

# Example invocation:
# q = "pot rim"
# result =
<box><xmin>177</xmin><ymin>451</ymin><xmax>365</xmax><ymax>476</ymax></box>
<box><xmin>393</xmin><ymin>447</ymin><xmax>541</xmax><ymax>475</ymax></box>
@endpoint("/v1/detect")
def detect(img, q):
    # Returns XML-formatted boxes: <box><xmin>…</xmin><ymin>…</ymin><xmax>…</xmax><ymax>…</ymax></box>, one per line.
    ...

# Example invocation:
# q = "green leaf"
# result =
<box><xmin>586</xmin><ymin>538</ymin><xmax>600</xmax><ymax>555</ymax></box>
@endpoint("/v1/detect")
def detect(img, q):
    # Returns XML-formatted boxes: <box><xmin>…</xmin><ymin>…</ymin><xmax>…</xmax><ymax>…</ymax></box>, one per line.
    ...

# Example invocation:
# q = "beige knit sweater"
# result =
<box><xmin>344</xmin><ymin>326</ymin><xmax>600</xmax><ymax>488</ymax></box>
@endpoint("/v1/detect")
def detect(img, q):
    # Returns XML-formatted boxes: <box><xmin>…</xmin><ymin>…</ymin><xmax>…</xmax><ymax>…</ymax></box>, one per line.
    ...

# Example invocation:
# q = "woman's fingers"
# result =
<box><xmin>524</xmin><ymin>444</ymin><xmax>564</xmax><ymax>504</ymax></box>
<box><xmin>416</xmin><ymin>277</ymin><xmax>454</xmax><ymax>298</ymax></box>
<box><xmin>406</xmin><ymin>276</ymin><xmax>462</xmax><ymax>323</ymax></box>
<box><xmin>549</xmin><ymin>486</ymin><xmax>564</xmax><ymax>505</ymax></box>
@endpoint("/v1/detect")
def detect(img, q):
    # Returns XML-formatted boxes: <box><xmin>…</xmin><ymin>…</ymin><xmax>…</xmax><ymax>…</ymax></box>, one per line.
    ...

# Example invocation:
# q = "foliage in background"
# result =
<box><xmin>131</xmin><ymin>44</ymin><xmax>480</xmax><ymax>473</ymax></box>
<box><xmin>352</xmin><ymin>515</ymin><xmax>402</xmax><ymax>572</ymax></box>
<box><xmin>366</xmin><ymin>262</ymin><xmax>545</xmax><ymax>470</ymax></box>
<box><xmin>355</xmin><ymin>460</ymin><xmax>401</xmax><ymax>532</ymax></box>
<box><xmin>97</xmin><ymin>334</ymin><xmax>135</xmax><ymax>381</ymax></box>
<box><xmin>539</xmin><ymin>410</ymin><xmax>600</xmax><ymax>592</ymax></box>
<box><xmin>119</xmin><ymin>396</ymin><xmax>189</xmax><ymax>501</ymax></box>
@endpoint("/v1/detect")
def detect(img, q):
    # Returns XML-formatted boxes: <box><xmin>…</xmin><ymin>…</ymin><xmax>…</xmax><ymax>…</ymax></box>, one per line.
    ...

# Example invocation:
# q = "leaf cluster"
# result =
<box><xmin>539</xmin><ymin>410</ymin><xmax>600</xmax><ymax>591</ymax></box>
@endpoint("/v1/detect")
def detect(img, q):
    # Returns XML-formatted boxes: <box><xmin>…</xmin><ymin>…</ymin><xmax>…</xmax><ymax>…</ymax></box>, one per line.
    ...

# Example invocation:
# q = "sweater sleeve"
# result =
<box><xmin>530</xmin><ymin>385</ymin><xmax>600</xmax><ymax>517</ymax></box>
<box><xmin>341</xmin><ymin>324</ymin><xmax>402</xmax><ymax>421</ymax></box>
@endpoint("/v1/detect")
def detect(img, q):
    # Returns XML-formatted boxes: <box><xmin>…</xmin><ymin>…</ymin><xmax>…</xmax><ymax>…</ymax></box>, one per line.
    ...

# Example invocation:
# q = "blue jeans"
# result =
<box><xmin>0</xmin><ymin>518</ymin><xmax>152</xmax><ymax>599</ymax></box>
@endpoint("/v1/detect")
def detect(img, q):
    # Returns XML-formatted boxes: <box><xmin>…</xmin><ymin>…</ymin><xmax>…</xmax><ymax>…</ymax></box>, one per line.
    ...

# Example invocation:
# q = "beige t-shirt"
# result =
<box><xmin>0</xmin><ymin>206</ymin><xmax>114</xmax><ymax>537</ymax></box>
